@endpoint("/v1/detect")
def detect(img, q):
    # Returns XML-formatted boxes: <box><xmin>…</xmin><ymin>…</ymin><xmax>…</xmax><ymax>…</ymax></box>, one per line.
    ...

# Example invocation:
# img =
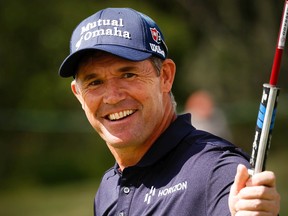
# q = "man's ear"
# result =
<box><xmin>160</xmin><ymin>59</ymin><xmax>176</xmax><ymax>93</ymax></box>
<box><xmin>71</xmin><ymin>80</ymin><xmax>85</xmax><ymax>109</ymax></box>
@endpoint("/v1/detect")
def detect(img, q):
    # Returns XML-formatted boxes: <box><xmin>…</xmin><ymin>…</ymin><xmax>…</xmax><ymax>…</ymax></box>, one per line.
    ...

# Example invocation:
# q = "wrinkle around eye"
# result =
<box><xmin>76</xmin><ymin>80</ymin><xmax>102</xmax><ymax>93</ymax></box>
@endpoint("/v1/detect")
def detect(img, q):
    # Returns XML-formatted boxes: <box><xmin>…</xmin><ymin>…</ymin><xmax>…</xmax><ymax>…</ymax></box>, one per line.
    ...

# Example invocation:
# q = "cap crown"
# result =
<box><xmin>59</xmin><ymin>8</ymin><xmax>168</xmax><ymax>77</ymax></box>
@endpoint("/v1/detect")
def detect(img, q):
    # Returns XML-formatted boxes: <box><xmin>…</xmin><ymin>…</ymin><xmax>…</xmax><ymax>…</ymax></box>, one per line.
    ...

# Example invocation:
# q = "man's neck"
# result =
<box><xmin>110</xmin><ymin>111</ymin><xmax>177</xmax><ymax>171</ymax></box>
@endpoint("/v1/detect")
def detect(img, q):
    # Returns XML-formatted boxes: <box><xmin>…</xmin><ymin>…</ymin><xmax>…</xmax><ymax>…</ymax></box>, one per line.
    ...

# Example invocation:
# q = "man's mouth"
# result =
<box><xmin>106</xmin><ymin>109</ymin><xmax>135</xmax><ymax>121</ymax></box>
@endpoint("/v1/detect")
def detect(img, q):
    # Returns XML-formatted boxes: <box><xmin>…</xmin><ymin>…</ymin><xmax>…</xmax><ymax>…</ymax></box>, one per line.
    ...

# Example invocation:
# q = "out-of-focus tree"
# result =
<box><xmin>0</xmin><ymin>0</ymin><xmax>287</xmax><ymax>187</ymax></box>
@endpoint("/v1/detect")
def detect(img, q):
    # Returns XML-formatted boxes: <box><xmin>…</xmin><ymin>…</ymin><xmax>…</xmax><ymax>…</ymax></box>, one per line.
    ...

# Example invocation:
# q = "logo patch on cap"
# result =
<box><xmin>149</xmin><ymin>27</ymin><xmax>165</xmax><ymax>58</ymax></box>
<box><xmin>150</xmin><ymin>28</ymin><xmax>162</xmax><ymax>44</ymax></box>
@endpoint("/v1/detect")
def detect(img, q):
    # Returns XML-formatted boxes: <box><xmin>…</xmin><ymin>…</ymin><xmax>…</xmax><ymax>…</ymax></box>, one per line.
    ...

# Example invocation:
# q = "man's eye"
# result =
<box><xmin>123</xmin><ymin>73</ymin><xmax>136</xmax><ymax>79</ymax></box>
<box><xmin>89</xmin><ymin>80</ymin><xmax>103</xmax><ymax>86</ymax></box>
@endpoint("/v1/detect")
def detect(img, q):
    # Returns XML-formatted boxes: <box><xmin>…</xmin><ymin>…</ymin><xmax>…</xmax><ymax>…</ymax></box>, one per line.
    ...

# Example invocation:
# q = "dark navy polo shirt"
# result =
<box><xmin>94</xmin><ymin>114</ymin><xmax>250</xmax><ymax>216</ymax></box>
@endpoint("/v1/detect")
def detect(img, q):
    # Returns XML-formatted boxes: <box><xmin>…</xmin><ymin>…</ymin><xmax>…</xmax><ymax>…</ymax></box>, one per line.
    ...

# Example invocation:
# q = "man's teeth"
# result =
<box><xmin>108</xmin><ymin>110</ymin><xmax>134</xmax><ymax>120</ymax></box>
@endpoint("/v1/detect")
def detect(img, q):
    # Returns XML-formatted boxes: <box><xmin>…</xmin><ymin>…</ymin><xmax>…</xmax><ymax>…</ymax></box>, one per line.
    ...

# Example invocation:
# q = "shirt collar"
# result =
<box><xmin>112</xmin><ymin>113</ymin><xmax>194</xmax><ymax>174</ymax></box>
<box><xmin>135</xmin><ymin>113</ymin><xmax>194</xmax><ymax>167</ymax></box>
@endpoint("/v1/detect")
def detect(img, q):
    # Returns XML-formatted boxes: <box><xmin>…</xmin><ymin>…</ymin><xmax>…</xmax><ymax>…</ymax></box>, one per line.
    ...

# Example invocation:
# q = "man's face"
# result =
<box><xmin>71</xmin><ymin>53</ymin><xmax>175</xmax><ymax>151</ymax></box>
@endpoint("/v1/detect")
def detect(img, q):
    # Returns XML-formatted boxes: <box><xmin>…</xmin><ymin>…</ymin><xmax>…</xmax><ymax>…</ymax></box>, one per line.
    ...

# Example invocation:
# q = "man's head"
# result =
<box><xmin>59</xmin><ymin>8</ymin><xmax>176</xmax><ymax>162</ymax></box>
<box><xmin>70</xmin><ymin>51</ymin><xmax>175</xmax><ymax>149</ymax></box>
<box><xmin>59</xmin><ymin>8</ymin><xmax>168</xmax><ymax>78</ymax></box>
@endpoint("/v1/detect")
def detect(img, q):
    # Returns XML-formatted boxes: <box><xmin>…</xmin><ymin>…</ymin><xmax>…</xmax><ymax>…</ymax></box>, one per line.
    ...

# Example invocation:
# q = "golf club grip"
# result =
<box><xmin>249</xmin><ymin>84</ymin><xmax>280</xmax><ymax>174</ymax></box>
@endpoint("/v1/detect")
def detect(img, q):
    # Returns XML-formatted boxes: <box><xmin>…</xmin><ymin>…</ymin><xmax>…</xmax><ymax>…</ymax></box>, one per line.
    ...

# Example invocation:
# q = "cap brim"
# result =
<box><xmin>59</xmin><ymin>45</ymin><xmax>152</xmax><ymax>78</ymax></box>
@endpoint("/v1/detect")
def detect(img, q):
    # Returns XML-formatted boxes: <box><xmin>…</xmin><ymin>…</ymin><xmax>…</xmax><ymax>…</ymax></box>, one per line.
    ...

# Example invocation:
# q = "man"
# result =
<box><xmin>59</xmin><ymin>8</ymin><xmax>280</xmax><ymax>215</ymax></box>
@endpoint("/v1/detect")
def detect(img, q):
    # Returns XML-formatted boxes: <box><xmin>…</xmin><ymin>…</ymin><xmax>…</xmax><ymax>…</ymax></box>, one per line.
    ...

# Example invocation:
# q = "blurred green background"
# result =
<box><xmin>0</xmin><ymin>0</ymin><xmax>287</xmax><ymax>215</ymax></box>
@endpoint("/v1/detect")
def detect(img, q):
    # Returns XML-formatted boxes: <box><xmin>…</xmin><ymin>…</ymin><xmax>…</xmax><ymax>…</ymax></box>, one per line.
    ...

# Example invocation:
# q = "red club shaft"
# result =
<box><xmin>269</xmin><ymin>49</ymin><xmax>283</xmax><ymax>85</ymax></box>
<box><xmin>269</xmin><ymin>0</ymin><xmax>288</xmax><ymax>86</ymax></box>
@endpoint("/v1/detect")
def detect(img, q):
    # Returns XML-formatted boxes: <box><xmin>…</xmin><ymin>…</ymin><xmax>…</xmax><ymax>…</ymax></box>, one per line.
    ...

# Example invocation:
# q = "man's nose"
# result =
<box><xmin>103</xmin><ymin>78</ymin><xmax>125</xmax><ymax>104</ymax></box>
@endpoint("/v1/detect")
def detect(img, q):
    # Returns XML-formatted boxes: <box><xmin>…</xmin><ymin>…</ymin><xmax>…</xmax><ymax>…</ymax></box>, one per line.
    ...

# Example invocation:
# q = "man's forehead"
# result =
<box><xmin>76</xmin><ymin>54</ymin><xmax>150</xmax><ymax>79</ymax></box>
<box><xmin>78</xmin><ymin>50</ymin><xmax>146</xmax><ymax>67</ymax></box>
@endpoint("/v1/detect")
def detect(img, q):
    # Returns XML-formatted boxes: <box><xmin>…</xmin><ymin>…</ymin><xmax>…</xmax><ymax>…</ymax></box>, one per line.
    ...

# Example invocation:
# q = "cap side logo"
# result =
<box><xmin>150</xmin><ymin>28</ymin><xmax>161</xmax><ymax>44</ymax></box>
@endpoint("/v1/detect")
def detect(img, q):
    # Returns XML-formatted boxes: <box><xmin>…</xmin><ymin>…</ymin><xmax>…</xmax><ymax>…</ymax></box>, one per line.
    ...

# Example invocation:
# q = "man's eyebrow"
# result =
<box><xmin>79</xmin><ymin>65</ymin><xmax>139</xmax><ymax>81</ymax></box>
<box><xmin>82</xmin><ymin>73</ymin><xmax>98</xmax><ymax>82</ymax></box>
<box><xmin>117</xmin><ymin>66</ymin><xmax>138</xmax><ymax>72</ymax></box>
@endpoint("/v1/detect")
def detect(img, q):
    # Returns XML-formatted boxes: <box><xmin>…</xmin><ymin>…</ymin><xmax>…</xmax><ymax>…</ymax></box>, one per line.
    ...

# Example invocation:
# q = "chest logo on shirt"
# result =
<box><xmin>144</xmin><ymin>181</ymin><xmax>188</xmax><ymax>205</ymax></box>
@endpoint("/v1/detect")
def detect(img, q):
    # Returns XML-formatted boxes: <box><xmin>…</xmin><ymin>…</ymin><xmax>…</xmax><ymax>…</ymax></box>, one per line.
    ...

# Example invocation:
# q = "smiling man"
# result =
<box><xmin>72</xmin><ymin>52</ymin><xmax>176</xmax><ymax>170</ymax></box>
<box><xmin>59</xmin><ymin>8</ymin><xmax>280</xmax><ymax>216</ymax></box>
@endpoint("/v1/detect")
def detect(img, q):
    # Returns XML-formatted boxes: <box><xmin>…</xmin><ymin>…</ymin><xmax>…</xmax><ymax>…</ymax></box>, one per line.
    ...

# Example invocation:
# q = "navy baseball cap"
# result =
<box><xmin>59</xmin><ymin>8</ymin><xmax>168</xmax><ymax>77</ymax></box>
